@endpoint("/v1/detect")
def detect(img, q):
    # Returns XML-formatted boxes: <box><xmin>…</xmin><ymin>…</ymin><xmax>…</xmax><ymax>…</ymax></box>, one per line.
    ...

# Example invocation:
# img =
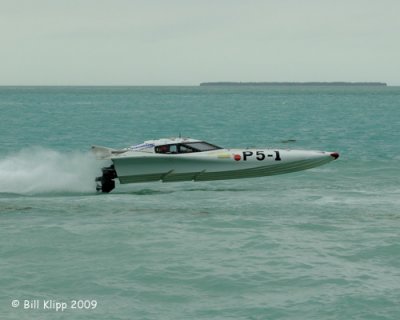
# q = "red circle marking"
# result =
<box><xmin>234</xmin><ymin>154</ymin><xmax>241</xmax><ymax>161</ymax></box>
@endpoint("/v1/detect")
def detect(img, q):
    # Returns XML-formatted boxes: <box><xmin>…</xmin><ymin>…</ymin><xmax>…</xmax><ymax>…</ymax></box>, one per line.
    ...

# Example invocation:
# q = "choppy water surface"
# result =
<box><xmin>0</xmin><ymin>86</ymin><xmax>399</xmax><ymax>319</ymax></box>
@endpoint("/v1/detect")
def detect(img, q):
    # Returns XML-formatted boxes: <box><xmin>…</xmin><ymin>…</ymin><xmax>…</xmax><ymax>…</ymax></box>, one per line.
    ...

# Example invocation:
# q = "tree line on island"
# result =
<box><xmin>200</xmin><ymin>82</ymin><xmax>387</xmax><ymax>86</ymax></box>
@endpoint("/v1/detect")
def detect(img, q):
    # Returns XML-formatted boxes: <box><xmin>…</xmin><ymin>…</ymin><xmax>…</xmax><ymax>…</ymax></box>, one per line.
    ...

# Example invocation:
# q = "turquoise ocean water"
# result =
<box><xmin>0</xmin><ymin>86</ymin><xmax>399</xmax><ymax>319</ymax></box>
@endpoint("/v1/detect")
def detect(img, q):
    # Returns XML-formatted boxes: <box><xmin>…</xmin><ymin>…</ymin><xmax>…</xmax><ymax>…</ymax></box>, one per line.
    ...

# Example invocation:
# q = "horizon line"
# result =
<box><xmin>0</xmin><ymin>84</ymin><xmax>398</xmax><ymax>87</ymax></box>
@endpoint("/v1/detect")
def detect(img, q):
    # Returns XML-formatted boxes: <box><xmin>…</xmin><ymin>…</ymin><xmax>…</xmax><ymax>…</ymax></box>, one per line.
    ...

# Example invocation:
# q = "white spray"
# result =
<box><xmin>0</xmin><ymin>147</ymin><xmax>104</xmax><ymax>194</ymax></box>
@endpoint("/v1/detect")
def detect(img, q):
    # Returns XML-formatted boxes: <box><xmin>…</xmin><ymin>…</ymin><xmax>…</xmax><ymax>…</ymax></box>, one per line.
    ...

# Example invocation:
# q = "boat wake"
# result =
<box><xmin>0</xmin><ymin>147</ymin><xmax>103</xmax><ymax>195</ymax></box>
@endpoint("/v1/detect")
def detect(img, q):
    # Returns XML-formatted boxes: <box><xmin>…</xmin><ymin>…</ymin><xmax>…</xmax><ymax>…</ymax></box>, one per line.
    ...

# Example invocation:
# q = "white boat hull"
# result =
<box><xmin>112</xmin><ymin>149</ymin><xmax>337</xmax><ymax>184</ymax></box>
<box><xmin>93</xmin><ymin>137</ymin><xmax>339</xmax><ymax>192</ymax></box>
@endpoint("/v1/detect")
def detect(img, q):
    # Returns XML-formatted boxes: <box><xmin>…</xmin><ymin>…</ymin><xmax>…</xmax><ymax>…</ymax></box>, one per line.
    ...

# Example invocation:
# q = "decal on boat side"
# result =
<box><xmin>234</xmin><ymin>154</ymin><xmax>241</xmax><ymax>161</ymax></box>
<box><xmin>129</xmin><ymin>143</ymin><xmax>155</xmax><ymax>150</ymax></box>
<box><xmin>239</xmin><ymin>151</ymin><xmax>281</xmax><ymax>161</ymax></box>
<box><xmin>217</xmin><ymin>153</ymin><xmax>232</xmax><ymax>159</ymax></box>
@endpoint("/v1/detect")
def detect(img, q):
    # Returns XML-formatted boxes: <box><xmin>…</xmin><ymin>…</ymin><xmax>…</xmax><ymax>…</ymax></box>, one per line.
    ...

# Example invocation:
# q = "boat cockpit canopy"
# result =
<box><xmin>155</xmin><ymin>141</ymin><xmax>222</xmax><ymax>154</ymax></box>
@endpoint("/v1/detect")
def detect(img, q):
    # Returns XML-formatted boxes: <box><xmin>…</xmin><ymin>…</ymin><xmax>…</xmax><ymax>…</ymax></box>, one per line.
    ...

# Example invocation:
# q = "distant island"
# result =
<box><xmin>200</xmin><ymin>82</ymin><xmax>387</xmax><ymax>87</ymax></box>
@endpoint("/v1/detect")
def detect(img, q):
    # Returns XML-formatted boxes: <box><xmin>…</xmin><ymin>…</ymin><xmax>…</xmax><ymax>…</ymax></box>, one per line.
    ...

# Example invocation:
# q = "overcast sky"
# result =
<box><xmin>1</xmin><ymin>0</ymin><xmax>399</xmax><ymax>85</ymax></box>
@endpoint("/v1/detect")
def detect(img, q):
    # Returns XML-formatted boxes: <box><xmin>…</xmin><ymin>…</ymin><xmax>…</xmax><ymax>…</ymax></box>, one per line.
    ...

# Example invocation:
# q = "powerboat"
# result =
<box><xmin>92</xmin><ymin>137</ymin><xmax>339</xmax><ymax>193</ymax></box>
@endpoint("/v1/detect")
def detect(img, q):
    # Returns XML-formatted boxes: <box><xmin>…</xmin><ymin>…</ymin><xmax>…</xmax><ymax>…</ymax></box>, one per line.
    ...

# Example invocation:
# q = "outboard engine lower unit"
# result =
<box><xmin>96</xmin><ymin>165</ymin><xmax>117</xmax><ymax>193</ymax></box>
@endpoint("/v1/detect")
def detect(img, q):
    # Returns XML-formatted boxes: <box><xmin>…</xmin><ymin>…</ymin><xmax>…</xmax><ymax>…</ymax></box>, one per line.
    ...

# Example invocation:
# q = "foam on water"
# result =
<box><xmin>0</xmin><ymin>147</ymin><xmax>102</xmax><ymax>195</ymax></box>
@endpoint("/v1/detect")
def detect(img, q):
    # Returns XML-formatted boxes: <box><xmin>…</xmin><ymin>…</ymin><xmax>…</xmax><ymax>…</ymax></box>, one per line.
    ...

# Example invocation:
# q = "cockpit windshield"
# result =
<box><xmin>155</xmin><ymin>141</ymin><xmax>222</xmax><ymax>154</ymax></box>
<box><xmin>183</xmin><ymin>142</ymin><xmax>222</xmax><ymax>152</ymax></box>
